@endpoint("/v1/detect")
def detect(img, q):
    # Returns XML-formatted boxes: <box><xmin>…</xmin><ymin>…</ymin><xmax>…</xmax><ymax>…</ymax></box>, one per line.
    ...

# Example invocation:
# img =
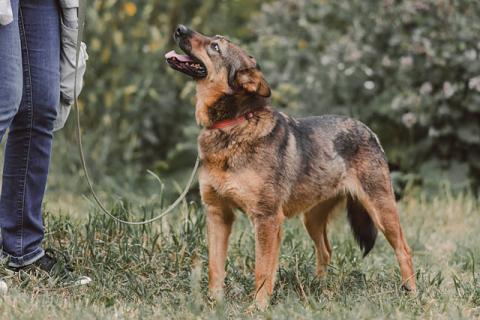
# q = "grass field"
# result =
<box><xmin>0</xmin><ymin>189</ymin><xmax>479</xmax><ymax>319</ymax></box>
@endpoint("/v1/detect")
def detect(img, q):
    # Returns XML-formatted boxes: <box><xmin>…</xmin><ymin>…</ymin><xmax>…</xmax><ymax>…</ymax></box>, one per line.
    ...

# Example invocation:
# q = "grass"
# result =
<box><xmin>0</xmin><ymin>188</ymin><xmax>479</xmax><ymax>319</ymax></box>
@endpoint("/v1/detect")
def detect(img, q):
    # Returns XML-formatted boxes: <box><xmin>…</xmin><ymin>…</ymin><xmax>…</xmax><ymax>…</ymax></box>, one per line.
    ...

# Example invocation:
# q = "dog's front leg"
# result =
<box><xmin>206</xmin><ymin>204</ymin><xmax>235</xmax><ymax>300</ymax></box>
<box><xmin>253</xmin><ymin>211</ymin><xmax>284</xmax><ymax>310</ymax></box>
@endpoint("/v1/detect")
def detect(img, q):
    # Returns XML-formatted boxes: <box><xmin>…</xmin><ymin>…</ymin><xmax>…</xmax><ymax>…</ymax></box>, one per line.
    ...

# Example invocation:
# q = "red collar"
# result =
<box><xmin>208</xmin><ymin>112</ymin><xmax>254</xmax><ymax>130</ymax></box>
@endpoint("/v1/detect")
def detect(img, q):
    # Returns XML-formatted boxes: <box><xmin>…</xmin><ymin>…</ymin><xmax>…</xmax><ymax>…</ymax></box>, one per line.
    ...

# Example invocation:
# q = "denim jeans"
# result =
<box><xmin>0</xmin><ymin>0</ymin><xmax>60</xmax><ymax>267</ymax></box>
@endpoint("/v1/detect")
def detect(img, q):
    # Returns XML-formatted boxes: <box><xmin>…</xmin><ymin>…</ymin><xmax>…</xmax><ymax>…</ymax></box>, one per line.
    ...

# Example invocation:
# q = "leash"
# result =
<box><xmin>73</xmin><ymin>0</ymin><xmax>200</xmax><ymax>225</ymax></box>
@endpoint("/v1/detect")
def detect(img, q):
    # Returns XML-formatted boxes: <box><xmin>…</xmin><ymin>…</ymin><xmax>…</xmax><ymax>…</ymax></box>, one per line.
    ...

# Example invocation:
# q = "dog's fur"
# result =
<box><xmin>167</xmin><ymin>25</ymin><xmax>416</xmax><ymax>308</ymax></box>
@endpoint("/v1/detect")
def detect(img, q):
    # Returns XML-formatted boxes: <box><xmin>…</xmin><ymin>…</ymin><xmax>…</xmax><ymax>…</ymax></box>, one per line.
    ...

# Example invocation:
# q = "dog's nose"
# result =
<box><xmin>175</xmin><ymin>24</ymin><xmax>189</xmax><ymax>38</ymax></box>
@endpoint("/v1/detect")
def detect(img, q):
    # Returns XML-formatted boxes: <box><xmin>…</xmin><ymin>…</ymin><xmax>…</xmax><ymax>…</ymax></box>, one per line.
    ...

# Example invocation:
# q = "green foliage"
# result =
<box><xmin>251</xmin><ymin>0</ymin><xmax>480</xmax><ymax>191</ymax></box>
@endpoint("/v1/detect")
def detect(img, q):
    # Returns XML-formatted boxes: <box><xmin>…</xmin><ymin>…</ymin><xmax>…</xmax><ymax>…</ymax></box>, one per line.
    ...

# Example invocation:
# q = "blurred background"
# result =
<box><xmin>49</xmin><ymin>0</ymin><xmax>480</xmax><ymax>211</ymax></box>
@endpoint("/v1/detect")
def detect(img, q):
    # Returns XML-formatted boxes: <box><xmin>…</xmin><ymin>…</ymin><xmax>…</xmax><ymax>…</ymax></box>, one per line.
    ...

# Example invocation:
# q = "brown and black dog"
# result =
<box><xmin>165</xmin><ymin>25</ymin><xmax>415</xmax><ymax>308</ymax></box>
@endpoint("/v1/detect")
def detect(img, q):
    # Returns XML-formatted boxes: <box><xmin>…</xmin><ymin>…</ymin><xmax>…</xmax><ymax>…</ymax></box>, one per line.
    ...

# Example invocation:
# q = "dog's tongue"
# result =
<box><xmin>165</xmin><ymin>50</ymin><xmax>193</xmax><ymax>62</ymax></box>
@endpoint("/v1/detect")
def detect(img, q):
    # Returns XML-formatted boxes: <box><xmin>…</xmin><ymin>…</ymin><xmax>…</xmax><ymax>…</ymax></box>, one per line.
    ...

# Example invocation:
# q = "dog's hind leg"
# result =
<box><xmin>349</xmin><ymin>169</ymin><xmax>416</xmax><ymax>292</ymax></box>
<box><xmin>303</xmin><ymin>195</ymin><xmax>345</xmax><ymax>277</ymax></box>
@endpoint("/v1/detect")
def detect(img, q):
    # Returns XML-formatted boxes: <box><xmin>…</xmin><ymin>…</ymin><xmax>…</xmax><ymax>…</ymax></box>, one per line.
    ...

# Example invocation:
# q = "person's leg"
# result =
<box><xmin>0</xmin><ymin>0</ymin><xmax>22</xmax><ymax>139</ymax></box>
<box><xmin>0</xmin><ymin>0</ymin><xmax>60</xmax><ymax>267</ymax></box>
<box><xmin>0</xmin><ymin>0</ymin><xmax>23</xmax><ymax>257</ymax></box>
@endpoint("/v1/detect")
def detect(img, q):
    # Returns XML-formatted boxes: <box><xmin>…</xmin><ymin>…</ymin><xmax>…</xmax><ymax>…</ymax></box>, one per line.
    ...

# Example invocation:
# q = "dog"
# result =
<box><xmin>165</xmin><ymin>25</ymin><xmax>416</xmax><ymax>308</ymax></box>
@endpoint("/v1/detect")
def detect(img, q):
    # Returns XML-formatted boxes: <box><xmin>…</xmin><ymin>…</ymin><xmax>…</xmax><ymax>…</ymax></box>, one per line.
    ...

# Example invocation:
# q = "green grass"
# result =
<box><xmin>1</xmin><ymin>190</ymin><xmax>479</xmax><ymax>319</ymax></box>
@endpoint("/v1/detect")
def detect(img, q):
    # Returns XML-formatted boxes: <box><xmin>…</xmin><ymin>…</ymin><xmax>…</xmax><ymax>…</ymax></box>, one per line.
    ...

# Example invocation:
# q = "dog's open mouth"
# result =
<box><xmin>165</xmin><ymin>50</ymin><xmax>207</xmax><ymax>78</ymax></box>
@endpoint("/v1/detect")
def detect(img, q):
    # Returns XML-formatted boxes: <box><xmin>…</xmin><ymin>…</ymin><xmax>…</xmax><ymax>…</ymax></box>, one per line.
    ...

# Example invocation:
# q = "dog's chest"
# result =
<box><xmin>200</xmin><ymin>165</ymin><xmax>264</xmax><ymax>213</ymax></box>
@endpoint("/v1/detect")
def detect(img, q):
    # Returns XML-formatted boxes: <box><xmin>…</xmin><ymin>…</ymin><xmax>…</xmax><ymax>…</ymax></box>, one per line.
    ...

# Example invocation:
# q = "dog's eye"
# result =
<box><xmin>210</xmin><ymin>42</ymin><xmax>220</xmax><ymax>53</ymax></box>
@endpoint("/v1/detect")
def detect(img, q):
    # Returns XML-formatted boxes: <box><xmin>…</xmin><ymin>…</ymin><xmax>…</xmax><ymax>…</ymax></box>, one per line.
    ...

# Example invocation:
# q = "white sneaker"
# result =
<box><xmin>0</xmin><ymin>279</ymin><xmax>7</xmax><ymax>295</ymax></box>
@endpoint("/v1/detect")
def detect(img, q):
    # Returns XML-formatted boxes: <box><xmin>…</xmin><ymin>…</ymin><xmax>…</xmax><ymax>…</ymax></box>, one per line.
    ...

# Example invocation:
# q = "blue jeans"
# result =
<box><xmin>0</xmin><ymin>0</ymin><xmax>60</xmax><ymax>267</ymax></box>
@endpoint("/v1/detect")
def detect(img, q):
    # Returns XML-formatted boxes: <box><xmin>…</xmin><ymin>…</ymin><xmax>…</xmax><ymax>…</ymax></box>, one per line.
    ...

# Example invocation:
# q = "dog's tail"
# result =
<box><xmin>346</xmin><ymin>194</ymin><xmax>377</xmax><ymax>257</ymax></box>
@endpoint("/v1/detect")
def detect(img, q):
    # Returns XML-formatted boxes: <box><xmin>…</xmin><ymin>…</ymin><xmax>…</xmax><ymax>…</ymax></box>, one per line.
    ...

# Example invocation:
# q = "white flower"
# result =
<box><xmin>443</xmin><ymin>81</ymin><xmax>456</xmax><ymax>98</ymax></box>
<box><xmin>363</xmin><ymin>67</ymin><xmax>373</xmax><ymax>76</ymax></box>
<box><xmin>402</xmin><ymin>112</ymin><xmax>417</xmax><ymax>128</ymax></box>
<box><xmin>468</xmin><ymin>76</ymin><xmax>480</xmax><ymax>92</ymax></box>
<box><xmin>428</xmin><ymin>127</ymin><xmax>440</xmax><ymax>138</ymax></box>
<box><xmin>382</xmin><ymin>56</ymin><xmax>392</xmax><ymax>67</ymax></box>
<box><xmin>345</xmin><ymin>67</ymin><xmax>355</xmax><ymax>76</ymax></box>
<box><xmin>419</xmin><ymin>82</ymin><xmax>432</xmax><ymax>95</ymax></box>
<box><xmin>400</xmin><ymin>56</ymin><xmax>413</xmax><ymax>67</ymax></box>
<box><xmin>364</xmin><ymin>81</ymin><xmax>375</xmax><ymax>90</ymax></box>
<box><xmin>347</xmin><ymin>49</ymin><xmax>362</xmax><ymax>61</ymax></box>
<box><xmin>320</xmin><ymin>55</ymin><xmax>331</xmax><ymax>66</ymax></box>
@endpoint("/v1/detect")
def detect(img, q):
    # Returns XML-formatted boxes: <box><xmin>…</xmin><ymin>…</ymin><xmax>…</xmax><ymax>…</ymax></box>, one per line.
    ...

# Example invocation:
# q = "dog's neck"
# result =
<box><xmin>198</xmin><ymin>99</ymin><xmax>276</xmax><ymax>169</ymax></box>
<box><xmin>207</xmin><ymin>93</ymin><xmax>269</xmax><ymax>128</ymax></box>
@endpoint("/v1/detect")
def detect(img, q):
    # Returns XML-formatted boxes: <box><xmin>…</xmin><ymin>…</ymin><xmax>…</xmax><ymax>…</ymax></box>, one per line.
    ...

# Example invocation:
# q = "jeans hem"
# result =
<box><xmin>6</xmin><ymin>247</ymin><xmax>44</xmax><ymax>268</ymax></box>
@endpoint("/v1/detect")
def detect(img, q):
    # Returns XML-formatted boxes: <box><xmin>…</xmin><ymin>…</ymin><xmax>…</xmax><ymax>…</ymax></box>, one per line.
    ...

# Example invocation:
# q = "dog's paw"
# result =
<box><xmin>316</xmin><ymin>265</ymin><xmax>328</xmax><ymax>278</ymax></box>
<box><xmin>401</xmin><ymin>283</ymin><xmax>417</xmax><ymax>295</ymax></box>
<box><xmin>245</xmin><ymin>300</ymin><xmax>269</xmax><ymax>314</ymax></box>
<box><xmin>208</xmin><ymin>287</ymin><xmax>225</xmax><ymax>302</ymax></box>
<box><xmin>251</xmin><ymin>294</ymin><xmax>271</xmax><ymax>312</ymax></box>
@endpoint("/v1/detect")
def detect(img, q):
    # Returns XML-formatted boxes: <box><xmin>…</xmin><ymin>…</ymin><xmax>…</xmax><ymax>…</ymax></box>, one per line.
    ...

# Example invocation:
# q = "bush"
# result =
<box><xmin>251</xmin><ymin>0</ymin><xmax>480</xmax><ymax>192</ymax></box>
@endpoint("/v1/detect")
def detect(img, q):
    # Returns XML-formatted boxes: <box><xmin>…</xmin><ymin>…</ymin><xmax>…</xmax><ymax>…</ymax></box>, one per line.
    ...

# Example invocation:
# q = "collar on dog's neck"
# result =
<box><xmin>208</xmin><ymin>111</ymin><xmax>254</xmax><ymax>130</ymax></box>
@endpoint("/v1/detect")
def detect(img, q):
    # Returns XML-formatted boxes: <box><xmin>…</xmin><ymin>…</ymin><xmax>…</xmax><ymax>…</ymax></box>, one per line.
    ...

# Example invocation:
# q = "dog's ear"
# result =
<box><xmin>230</xmin><ymin>67</ymin><xmax>271</xmax><ymax>97</ymax></box>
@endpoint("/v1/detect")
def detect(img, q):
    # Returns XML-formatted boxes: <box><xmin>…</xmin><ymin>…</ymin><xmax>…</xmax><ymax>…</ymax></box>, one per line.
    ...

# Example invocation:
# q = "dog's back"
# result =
<box><xmin>278</xmin><ymin>114</ymin><xmax>387</xmax><ymax>202</ymax></box>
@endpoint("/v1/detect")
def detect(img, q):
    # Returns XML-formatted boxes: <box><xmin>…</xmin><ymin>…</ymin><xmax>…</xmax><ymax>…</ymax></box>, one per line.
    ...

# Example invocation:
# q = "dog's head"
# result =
<box><xmin>165</xmin><ymin>25</ymin><xmax>270</xmax><ymax>126</ymax></box>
